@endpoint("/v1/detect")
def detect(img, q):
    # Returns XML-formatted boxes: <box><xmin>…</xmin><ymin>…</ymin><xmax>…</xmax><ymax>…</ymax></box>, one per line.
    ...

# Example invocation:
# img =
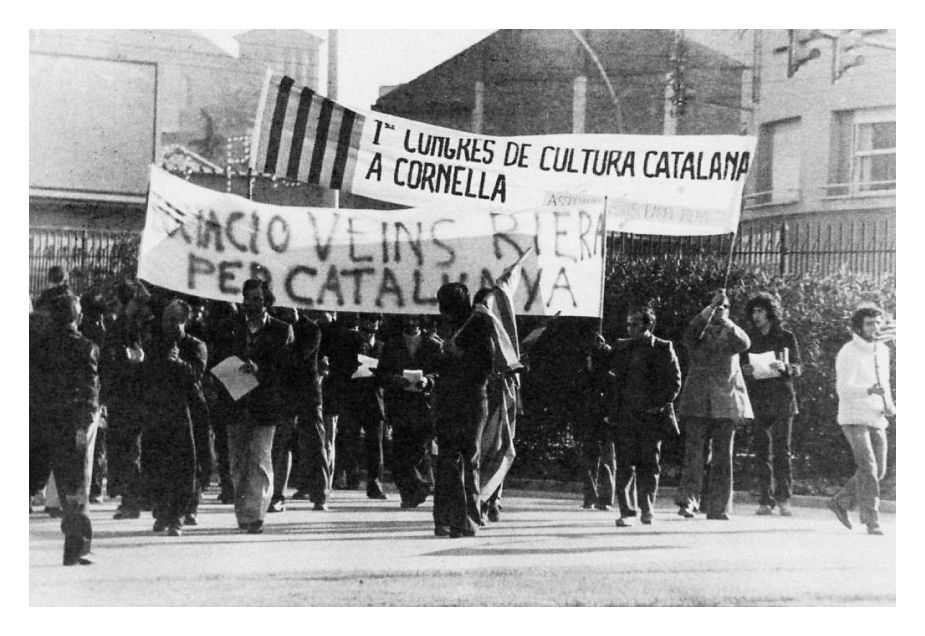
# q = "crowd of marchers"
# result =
<box><xmin>29</xmin><ymin>265</ymin><xmax>895</xmax><ymax>567</ymax></box>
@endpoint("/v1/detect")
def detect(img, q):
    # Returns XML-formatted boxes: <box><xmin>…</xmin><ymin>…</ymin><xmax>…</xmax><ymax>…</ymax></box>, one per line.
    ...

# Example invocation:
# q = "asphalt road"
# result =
<box><xmin>29</xmin><ymin>488</ymin><xmax>895</xmax><ymax>606</ymax></box>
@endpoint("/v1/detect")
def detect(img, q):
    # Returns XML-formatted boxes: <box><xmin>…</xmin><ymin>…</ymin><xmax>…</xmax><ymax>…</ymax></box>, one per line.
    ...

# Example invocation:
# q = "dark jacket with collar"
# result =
<box><xmin>740</xmin><ymin>324</ymin><xmax>801</xmax><ymax>415</ymax></box>
<box><xmin>608</xmin><ymin>333</ymin><xmax>682</xmax><ymax>437</ymax></box>
<box><xmin>378</xmin><ymin>330</ymin><xmax>443</xmax><ymax>418</ymax></box>
<box><xmin>141</xmin><ymin>333</ymin><xmax>208</xmax><ymax>429</ymax></box>
<box><xmin>31</xmin><ymin>324</ymin><xmax>100</xmax><ymax>428</ymax></box>
<box><xmin>231</xmin><ymin>314</ymin><xmax>294</xmax><ymax>425</ymax></box>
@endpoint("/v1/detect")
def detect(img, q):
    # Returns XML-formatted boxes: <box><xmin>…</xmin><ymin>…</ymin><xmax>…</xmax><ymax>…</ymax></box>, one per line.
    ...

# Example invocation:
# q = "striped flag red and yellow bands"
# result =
<box><xmin>253</xmin><ymin>73</ymin><xmax>365</xmax><ymax>192</ymax></box>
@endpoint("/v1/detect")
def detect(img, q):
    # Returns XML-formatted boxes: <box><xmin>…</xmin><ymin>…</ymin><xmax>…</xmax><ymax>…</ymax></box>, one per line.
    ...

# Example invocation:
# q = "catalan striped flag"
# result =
<box><xmin>252</xmin><ymin>73</ymin><xmax>366</xmax><ymax>191</ymax></box>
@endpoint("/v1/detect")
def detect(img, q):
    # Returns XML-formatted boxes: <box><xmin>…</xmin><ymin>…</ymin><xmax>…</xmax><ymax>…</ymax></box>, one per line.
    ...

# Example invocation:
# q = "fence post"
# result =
<box><xmin>779</xmin><ymin>221</ymin><xmax>788</xmax><ymax>277</ymax></box>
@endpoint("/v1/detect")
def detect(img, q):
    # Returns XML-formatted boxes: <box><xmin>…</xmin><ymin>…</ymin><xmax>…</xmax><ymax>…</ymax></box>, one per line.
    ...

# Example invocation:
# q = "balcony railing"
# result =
<box><xmin>743</xmin><ymin>188</ymin><xmax>802</xmax><ymax>208</ymax></box>
<box><xmin>822</xmin><ymin>180</ymin><xmax>896</xmax><ymax>198</ymax></box>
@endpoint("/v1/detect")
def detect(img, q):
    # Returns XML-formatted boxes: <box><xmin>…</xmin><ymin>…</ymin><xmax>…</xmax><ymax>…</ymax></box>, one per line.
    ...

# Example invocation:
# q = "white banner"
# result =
<box><xmin>138</xmin><ymin>167</ymin><xmax>606</xmax><ymax>317</ymax></box>
<box><xmin>253</xmin><ymin>73</ymin><xmax>756</xmax><ymax>235</ymax></box>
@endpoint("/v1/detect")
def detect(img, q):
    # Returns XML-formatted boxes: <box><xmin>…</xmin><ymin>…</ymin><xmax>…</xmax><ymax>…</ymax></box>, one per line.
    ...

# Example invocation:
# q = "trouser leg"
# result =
<box><xmin>364</xmin><ymin>414</ymin><xmax>385</xmax><ymax>496</ymax></box>
<box><xmin>636</xmin><ymin>431</ymin><xmax>662</xmax><ymax>516</ymax></box>
<box><xmin>210</xmin><ymin>395</ymin><xmax>235</xmax><ymax>498</ymax></box>
<box><xmin>679</xmin><ymin>417</ymin><xmax>706</xmax><ymax>510</ymax></box>
<box><xmin>706</xmin><ymin>419</ymin><xmax>735</xmax><ymax>516</ymax></box>
<box><xmin>433</xmin><ymin>433</ymin><xmax>461</xmax><ymax>529</ymax></box>
<box><xmin>51</xmin><ymin>415</ymin><xmax>97</xmax><ymax>563</ymax></box>
<box><xmin>108</xmin><ymin>411</ymin><xmax>144</xmax><ymax>511</ymax></box>
<box><xmin>598</xmin><ymin>439</ymin><xmax>616</xmax><ymax>507</ymax></box>
<box><xmin>614</xmin><ymin>427</ymin><xmax>638</xmax><ymax>517</ymax></box>
<box><xmin>227</xmin><ymin>423</ymin><xmax>275</xmax><ymax>525</ymax></box>
<box><xmin>271</xmin><ymin>417</ymin><xmax>296</xmax><ymax>500</ymax></box>
<box><xmin>30</xmin><ymin>420</ymin><xmax>52</xmax><ymax>498</ymax></box>
<box><xmin>579</xmin><ymin>436</ymin><xmax>601</xmax><ymax>507</ymax></box>
<box><xmin>772</xmin><ymin>413</ymin><xmax>794</xmax><ymax>503</ymax></box>
<box><xmin>90</xmin><ymin>426</ymin><xmax>106</xmax><ymax>498</ymax></box>
<box><xmin>837</xmin><ymin>425</ymin><xmax>883</xmax><ymax>527</ymax></box>
<box><xmin>752</xmin><ymin>416</ymin><xmax>775</xmax><ymax>507</ymax></box>
<box><xmin>461</xmin><ymin>427</ymin><xmax>483</xmax><ymax>533</ymax></box>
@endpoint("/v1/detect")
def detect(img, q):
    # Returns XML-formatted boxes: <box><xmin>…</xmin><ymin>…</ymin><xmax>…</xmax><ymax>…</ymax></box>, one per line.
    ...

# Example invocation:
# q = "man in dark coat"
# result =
<box><xmin>432</xmin><ymin>283</ymin><xmax>494</xmax><ymax>538</ymax></box>
<box><xmin>30</xmin><ymin>293</ymin><xmax>101</xmax><ymax>565</ymax></box>
<box><xmin>677</xmin><ymin>290</ymin><xmax>753</xmax><ymax>520</ymax></box>
<box><xmin>338</xmin><ymin>313</ymin><xmax>388</xmax><ymax>499</ymax></box>
<box><xmin>101</xmin><ymin>281</ymin><xmax>151</xmax><ymax>520</ymax></box>
<box><xmin>224</xmin><ymin>279</ymin><xmax>293</xmax><ymax>533</ymax></box>
<box><xmin>609</xmin><ymin>305</ymin><xmax>682</xmax><ymax>527</ymax></box>
<box><xmin>202</xmin><ymin>301</ymin><xmax>239</xmax><ymax>504</ymax></box>
<box><xmin>141</xmin><ymin>299</ymin><xmax>207</xmax><ymax>536</ymax></box>
<box><xmin>287</xmin><ymin>310</ymin><xmax>326</xmax><ymax>507</ymax></box>
<box><xmin>378</xmin><ymin>315</ymin><xmax>442</xmax><ymax>508</ymax></box>
<box><xmin>741</xmin><ymin>293</ymin><xmax>802</xmax><ymax>517</ymax></box>
<box><xmin>34</xmin><ymin>265</ymin><xmax>71</xmax><ymax>311</ymax></box>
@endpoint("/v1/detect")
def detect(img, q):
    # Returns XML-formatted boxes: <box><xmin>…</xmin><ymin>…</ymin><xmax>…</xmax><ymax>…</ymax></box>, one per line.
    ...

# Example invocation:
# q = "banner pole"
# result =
<box><xmin>598</xmin><ymin>196</ymin><xmax>609</xmax><ymax>332</ymax></box>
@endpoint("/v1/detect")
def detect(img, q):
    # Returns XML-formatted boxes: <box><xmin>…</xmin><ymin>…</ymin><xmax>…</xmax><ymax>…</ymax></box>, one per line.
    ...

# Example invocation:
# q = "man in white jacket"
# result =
<box><xmin>828</xmin><ymin>306</ymin><xmax>895</xmax><ymax>536</ymax></box>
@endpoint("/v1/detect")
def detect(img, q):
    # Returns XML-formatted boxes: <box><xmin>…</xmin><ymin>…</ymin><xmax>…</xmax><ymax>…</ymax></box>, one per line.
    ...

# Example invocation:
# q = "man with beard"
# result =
<box><xmin>610</xmin><ymin>305</ymin><xmax>682</xmax><ymax>527</ymax></box>
<box><xmin>141</xmin><ymin>299</ymin><xmax>207</xmax><ymax>536</ymax></box>
<box><xmin>225</xmin><ymin>279</ymin><xmax>293</xmax><ymax>533</ymax></box>
<box><xmin>677</xmin><ymin>290</ymin><xmax>752</xmax><ymax>520</ymax></box>
<box><xmin>378</xmin><ymin>315</ymin><xmax>442</xmax><ymax>508</ymax></box>
<box><xmin>30</xmin><ymin>293</ymin><xmax>100</xmax><ymax>565</ymax></box>
<box><xmin>432</xmin><ymin>283</ymin><xmax>494</xmax><ymax>538</ymax></box>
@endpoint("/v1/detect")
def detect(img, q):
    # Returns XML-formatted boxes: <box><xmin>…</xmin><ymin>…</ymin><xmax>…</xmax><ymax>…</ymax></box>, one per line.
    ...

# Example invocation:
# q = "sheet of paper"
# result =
<box><xmin>749</xmin><ymin>351</ymin><xmax>781</xmax><ymax>380</ymax></box>
<box><xmin>352</xmin><ymin>354</ymin><xmax>379</xmax><ymax>379</ymax></box>
<box><xmin>211</xmin><ymin>355</ymin><xmax>259</xmax><ymax>401</ymax></box>
<box><xmin>403</xmin><ymin>369</ymin><xmax>423</xmax><ymax>391</ymax></box>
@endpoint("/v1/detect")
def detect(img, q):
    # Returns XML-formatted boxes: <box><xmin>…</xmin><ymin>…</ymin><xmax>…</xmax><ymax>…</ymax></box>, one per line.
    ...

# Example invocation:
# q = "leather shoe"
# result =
<box><xmin>183</xmin><ymin>513</ymin><xmax>198</xmax><ymax>526</ymax></box>
<box><xmin>312</xmin><ymin>502</ymin><xmax>328</xmax><ymax>511</ymax></box>
<box><xmin>677</xmin><ymin>506</ymin><xmax>695</xmax><ymax>518</ymax></box>
<box><xmin>615</xmin><ymin>517</ymin><xmax>633</xmax><ymax>527</ymax></box>
<box><xmin>828</xmin><ymin>498</ymin><xmax>852</xmax><ymax>530</ymax></box>
<box><xmin>449</xmin><ymin>527</ymin><xmax>477</xmax><ymax>538</ymax></box>
<box><xmin>706</xmin><ymin>513</ymin><xmax>730</xmax><ymax>520</ymax></box>
<box><xmin>167</xmin><ymin>524</ymin><xmax>182</xmax><ymax>537</ymax></box>
<box><xmin>640</xmin><ymin>512</ymin><xmax>653</xmax><ymax>525</ymax></box>
<box><xmin>153</xmin><ymin>519</ymin><xmax>168</xmax><ymax>532</ymax></box>
<box><xmin>291</xmin><ymin>490</ymin><xmax>312</xmax><ymax>500</ymax></box>
<box><xmin>63</xmin><ymin>556</ymin><xmax>93</xmax><ymax>566</ymax></box>
<box><xmin>487</xmin><ymin>506</ymin><xmax>500</xmax><ymax>523</ymax></box>
<box><xmin>367</xmin><ymin>491</ymin><xmax>388</xmax><ymax>500</ymax></box>
<box><xmin>867</xmin><ymin>524</ymin><xmax>884</xmax><ymax>536</ymax></box>
<box><xmin>113</xmin><ymin>507</ymin><xmax>140</xmax><ymax>520</ymax></box>
<box><xmin>434</xmin><ymin>525</ymin><xmax>451</xmax><ymax>537</ymax></box>
<box><xmin>595</xmin><ymin>504</ymin><xmax>614</xmax><ymax>511</ymax></box>
<box><xmin>245</xmin><ymin>521</ymin><xmax>264</xmax><ymax>534</ymax></box>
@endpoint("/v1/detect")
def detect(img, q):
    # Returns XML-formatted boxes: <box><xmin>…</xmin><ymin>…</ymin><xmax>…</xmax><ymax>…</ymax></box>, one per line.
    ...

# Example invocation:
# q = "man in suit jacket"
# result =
<box><xmin>609</xmin><ymin>305</ymin><xmax>682</xmax><ymax>527</ymax></box>
<box><xmin>677</xmin><ymin>290</ymin><xmax>753</xmax><ymax>520</ymax></box>
<box><xmin>30</xmin><ymin>293</ymin><xmax>100</xmax><ymax>565</ymax></box>
<box><xmin>141</xmin><ymin>299</ymin><xmax>207</xmax><ymax>536</ymax></box>
<box><xmin>378</xmin><ymin>315</ymin><xmax>442</xmax><ymax>508</ymax></box>
<box><xmin>224</xmin><ymin>279</ymin><xmax>294</xmax><ymax>533</ymax></box>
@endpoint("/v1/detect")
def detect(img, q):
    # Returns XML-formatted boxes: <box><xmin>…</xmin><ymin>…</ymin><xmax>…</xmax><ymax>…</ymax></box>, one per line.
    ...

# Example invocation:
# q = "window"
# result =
<box><xmin>827</xmin><ymin>107</ymin><xmax>895</xmax><ymax>196</ymax></box>
<box><xmin>748</xmin><ymin>118</ymin><xmax>802</xmax><ymax>206</ymax></box>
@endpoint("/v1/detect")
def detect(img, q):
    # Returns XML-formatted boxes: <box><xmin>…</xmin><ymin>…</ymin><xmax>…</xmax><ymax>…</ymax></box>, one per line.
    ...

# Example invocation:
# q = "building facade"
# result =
<box><xmin>730</xmin><ymin>29</ymin><xmax>896</xmax><ymax>277</ymax></box>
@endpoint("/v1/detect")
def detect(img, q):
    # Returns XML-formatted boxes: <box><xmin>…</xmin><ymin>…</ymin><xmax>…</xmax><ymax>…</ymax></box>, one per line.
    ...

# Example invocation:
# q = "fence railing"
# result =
<box><xmin>607</xmin><ymin>213</ymin><xmax>895</xmax><ymax>280</ymax></box>
<box><xmin>29</xmin><ymin>227</ymin><xmax>140</xmax><ymax>299</ymax></box>
<box><xmin>29</xmin><ymin>212</ymin><xmax>896</xmax><ymax>301</ymax></box>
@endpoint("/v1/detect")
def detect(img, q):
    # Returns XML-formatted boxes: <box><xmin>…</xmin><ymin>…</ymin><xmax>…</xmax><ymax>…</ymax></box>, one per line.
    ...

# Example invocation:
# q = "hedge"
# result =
<box><xmin>512</xmin><ymin>257</ymin><xmax>896</xmax><ymax>498</ymax></box>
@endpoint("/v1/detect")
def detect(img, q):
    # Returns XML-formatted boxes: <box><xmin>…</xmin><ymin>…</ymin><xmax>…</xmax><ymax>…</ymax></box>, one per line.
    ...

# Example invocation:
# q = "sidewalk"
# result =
<box><xmin>505</xmin><ymin>478</ymin><xmax>897</xmax><ymax>513</ymax></box>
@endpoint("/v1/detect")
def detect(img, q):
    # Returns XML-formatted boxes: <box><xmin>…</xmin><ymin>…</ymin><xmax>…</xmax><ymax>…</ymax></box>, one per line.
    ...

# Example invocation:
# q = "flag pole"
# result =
<box><xmin>598</xmin><ymin>196</ymin><xmax>609</xmax><ymax>333</ymax></box>
<box><xmin>697</xmin><ymin>228</ymin><xmax>738</xmax><ymax>341</ymax></box>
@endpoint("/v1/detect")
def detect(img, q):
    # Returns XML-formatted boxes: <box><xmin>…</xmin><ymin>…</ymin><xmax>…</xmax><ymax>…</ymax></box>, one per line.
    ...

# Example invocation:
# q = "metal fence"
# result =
<box><xmin>607</xmin><ymin>213</ymin><xmax>895</xmax><ymax>280</ymax></box>
<box><xmin>29</xmin><ymin>212</ymin><xmax>895</xmax><ymax>300</ymax></box>
<box><xmin>29</xmin><ymin>227</ymin><xmax>140</xmax><ymax>299</ymax></box>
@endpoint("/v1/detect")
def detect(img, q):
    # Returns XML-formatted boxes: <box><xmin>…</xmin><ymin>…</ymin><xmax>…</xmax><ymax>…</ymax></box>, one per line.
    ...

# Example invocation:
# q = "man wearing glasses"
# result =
<box><xmin>609</xmin><ymin>305</ymin><xmax>682</xmax><ymax>527</ymax></box>
<box><xmin>676</xmin><ymin>290</ymin><xmax>753</xmax><ymax>520</ymax></box>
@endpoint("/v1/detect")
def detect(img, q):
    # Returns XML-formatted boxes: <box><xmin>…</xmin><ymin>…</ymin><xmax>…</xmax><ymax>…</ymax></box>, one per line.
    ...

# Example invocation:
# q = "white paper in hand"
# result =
<box><xmin>403</xmin><ymin>369</ymin><xmax>424</xmax><ymax>391</ymax></box>
<box><xmin>352</xmin><ymin>354</ymin><xmax>379</xmax><ymax>379</ymax></box>
<box><xmin>211</xmin><ymin>355</ymin><xmax>259</xmax><ymax>401</ymax></box>
<box><xmin>749</xmin><ymin>351</ymin><xmax>781</xmax><ymax>380</ymax></box>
